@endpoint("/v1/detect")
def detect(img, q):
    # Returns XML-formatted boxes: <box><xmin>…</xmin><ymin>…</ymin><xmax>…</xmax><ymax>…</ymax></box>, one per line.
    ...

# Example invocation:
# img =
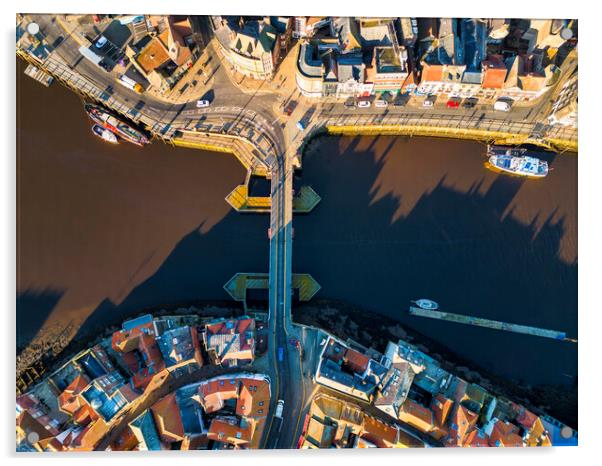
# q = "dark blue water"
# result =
<box><xmin>293</xmin><ymin>135</ymin><xmax>577</xmax><ymax>388</ymax></box>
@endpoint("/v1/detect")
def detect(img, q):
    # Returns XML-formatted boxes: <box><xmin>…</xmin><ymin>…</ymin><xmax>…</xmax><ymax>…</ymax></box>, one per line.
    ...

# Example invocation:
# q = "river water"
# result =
<box><xmin>17</xmin><ymin>59</ymin><xmax>577</xmax><ymax>390</ymax></box>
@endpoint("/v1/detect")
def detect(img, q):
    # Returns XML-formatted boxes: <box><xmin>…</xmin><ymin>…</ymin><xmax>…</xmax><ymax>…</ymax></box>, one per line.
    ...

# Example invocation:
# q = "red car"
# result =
<box><xmin>446</xmin><ymin>99</ymin><xmax>460</xmax><ymax>109</ymax></box>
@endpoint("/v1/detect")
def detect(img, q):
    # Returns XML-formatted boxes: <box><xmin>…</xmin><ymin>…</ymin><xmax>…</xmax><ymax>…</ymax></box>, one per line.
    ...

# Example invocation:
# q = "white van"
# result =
<box><xmin>494</xmin><ymin>100</ymin><xmax>512</xmax><ymax>112</ymax></box>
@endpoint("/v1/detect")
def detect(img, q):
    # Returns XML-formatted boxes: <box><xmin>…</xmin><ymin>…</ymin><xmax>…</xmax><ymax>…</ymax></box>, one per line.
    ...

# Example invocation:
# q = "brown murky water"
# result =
<box><xmin>17</xmin><ymin>59</ymin><xmax>269</xmax><ymax>349</ymax></box>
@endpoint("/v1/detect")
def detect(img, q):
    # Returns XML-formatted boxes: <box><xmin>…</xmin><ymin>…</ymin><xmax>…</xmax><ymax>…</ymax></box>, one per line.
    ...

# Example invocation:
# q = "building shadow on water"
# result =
<box><xmin>294</xmin><ymin>135</ymin><xmax>577</xmax><ymax>390</ymax></box>
<box><xmin>17</xmin><ymin>289</ymin><xmax>65</xmax><ymax>354</ymax></box>
<box><xmin>71</xmin><ymin>209</ymin><xmax>269</xmax><ymax>340</ymax></box>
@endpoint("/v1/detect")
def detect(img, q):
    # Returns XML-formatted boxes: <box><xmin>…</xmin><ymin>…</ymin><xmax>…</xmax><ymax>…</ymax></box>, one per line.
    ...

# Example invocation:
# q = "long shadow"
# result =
<box><xmin>293</xmin><ymin>135</ymin><xmax>577</xmax><ymax>390</ymax></box>
<box><xmin>71</xmin><ymin>209</ymin><xmax>270</xmax><ymax>339</ymax></box>
<box><xmin>16</xmin><ymin>289</ymin><xmax>65</xmax><ymax>353</ymax></box>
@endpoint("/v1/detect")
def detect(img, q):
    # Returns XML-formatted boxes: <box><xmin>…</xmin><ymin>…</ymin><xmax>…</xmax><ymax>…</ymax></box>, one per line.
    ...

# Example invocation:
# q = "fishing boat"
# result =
<box><xmin>91</xmin><ymin>124</ymin><xmax>118</xmax><ymax>144</ymax></box>
<box><xmin>487</xmin><ymin>145</ymin><xmax>549</xmax><ymax>178</ymax></box>
<box><xmin>85</xmin><ymin>103</ymin><xmax>149</xmax><ymax>146</ymax></box>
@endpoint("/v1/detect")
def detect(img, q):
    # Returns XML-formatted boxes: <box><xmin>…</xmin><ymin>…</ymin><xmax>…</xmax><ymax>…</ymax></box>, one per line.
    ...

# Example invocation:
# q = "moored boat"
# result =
<box><xmin>488</xmin><ymin>154</ymin><xmax>549</xmax><ymax>178</ymax></box>
<box><xmin>84</xmin><ymin>103</ymin><xmax>149</xmax><ymax>146</ymax></box>
<box><xmin>91</xmin><ymin>124</ymin><xmax>119</xmax><ymax>144</ymax></box>
<box><xmin>486</xmin><ymin>145</ymin><xmax>549</xmax><ymax>178</ymax></box>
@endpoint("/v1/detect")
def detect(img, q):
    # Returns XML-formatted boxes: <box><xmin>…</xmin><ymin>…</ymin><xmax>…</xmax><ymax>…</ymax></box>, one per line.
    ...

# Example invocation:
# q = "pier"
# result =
<box><xmin>409</xmin><ymin>306</ymin><xmax>576</xmax><ymax>343</ymax></box>
<box><xmin>226</xmin><ymin>184</ymin><xmax>321</xmax><ymax>213</ymax></box>
<box><xmin>23</xmin><ymin>64</ymin><xmax>53</xmax><ymax>87</ymax></box>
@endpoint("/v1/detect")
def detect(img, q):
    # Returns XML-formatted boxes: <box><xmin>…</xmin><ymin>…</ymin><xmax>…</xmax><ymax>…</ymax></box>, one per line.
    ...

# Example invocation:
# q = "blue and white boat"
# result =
<box><xmin>487</xmin><ymin>145</ymin><xmax>549</xmax><ymax>178</ymax></box>
<box><xmin>91</xmin><ymin>124</ymin><xmax>118</xmax><ymax>144</ymax></box>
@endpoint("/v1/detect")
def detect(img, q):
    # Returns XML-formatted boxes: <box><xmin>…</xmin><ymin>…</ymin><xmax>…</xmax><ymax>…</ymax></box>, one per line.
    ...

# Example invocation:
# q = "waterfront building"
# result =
<box><xmin>111</xmin><ymin>314</ymin><xmax>167</xmax><ymax>391</ymax></box>
<box><xmin>374</xmin><ymin>360</ymin><xmax>415</xmax><ymax>418</ymax></box>
<box><xmin>212</xmin><ymin>17</ymin><xmax>290</xmax><ymax>80</ymax></box>
<box><xmin>157</xmin><ymin>325</ymin><xmax>203</xmax><ymax>368</ymax></box>
<box><xmin>314</xmin><ymin>337</ymin><xmax>387</xmax><ymax>401</ymax></box>
<box><xmin>203</xmin><ymin>317</ymin><xmax>256</xmax><ymax>367</ymax></box>
<box><xmin>365</xmin><ymin>46</ymin><xmax>409</xmax><ymax>95</ymax></box>
<box><xmin>125</xmin><ymin>16</ymin><xmax>195</xmax><ymax>92</ymax></box>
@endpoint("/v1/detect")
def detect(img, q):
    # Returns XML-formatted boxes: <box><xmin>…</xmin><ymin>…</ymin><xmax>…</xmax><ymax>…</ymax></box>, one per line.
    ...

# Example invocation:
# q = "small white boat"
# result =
<box><xmin>414</xmin><ymin>299</ymin><xmax>439</xmax><ymax>310</ymax></box>
<box><xmin>488</xmin><ymin>154</ymin><xmax>548</xmax><ymax>178</ymax></box>
<box><xmin>91</xmin><ymin>124</ymin><xmax>118</xmax><ymax>144</ymax></box>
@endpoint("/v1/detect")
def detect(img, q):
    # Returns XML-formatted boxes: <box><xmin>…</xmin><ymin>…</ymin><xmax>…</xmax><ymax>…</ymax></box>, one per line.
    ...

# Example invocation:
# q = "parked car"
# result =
<box><xmin>357</xmin><ymin>100</ymin><xmax>371</xmax><ymax>108</ymax></box>
<box><xmin>393</xmin><ymin>95</ymin><xmax>408</xmax><ymax>107</ymax></box>
<box><xmin>423</xmin><ymin>95</ymin><xmax>436</xmax><ymax>107</ymax></box>
<box><xmin>375</xmin><ymin>100</ymin><xmax>388</xmax><ymax>108</ymax></box>
<box><xmin>344</xmin><ymin>99</ymin><xmax>355</xmax><ymax>108</ymax></box>
<box><xmin>296</xmin><ymin>120</ymin><xmax>306</xmax><ymax>131</ymax></box>
<box><xmin>283</xmin><ymin>100</ymin><xmax>297</xmax><ymax>116</ymax></box>
<box><xmin>494</xmin><ymin>99</ymin><xmax>512</xmax><ymax>112</ymax></box>
<box><xmin>463</xmin><ymin>98</ymin><xmax>478</xmax><ymax>108</ymax></box>
<box><xmin>277</xmin><ymin>346</ymin><xmax>284</xmax><ymax>362</ymax></box>
<box><xmin>196</xmin><ymin>100</ymin><xmax>210</xmax><ymax>108</ymax></box>
<box><xmin>94</xmin><ymin>35</ymin><xmax>108</xmax><ymax>49</ymax></box>
<box><xmin>446</xmin><ymin>99</ymin><xmax>460</xmax><ymax>109</ymax></box>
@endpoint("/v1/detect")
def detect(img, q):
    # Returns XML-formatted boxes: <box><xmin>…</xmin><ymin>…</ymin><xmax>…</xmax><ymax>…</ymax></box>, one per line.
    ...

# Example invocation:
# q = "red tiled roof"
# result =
<box><xmin>151</xmin><ymin>393</ymin><xmax>185</xmax><ymax>443</ymax></box>
<box><xmin>431</xmin><ymin>394</ymin><xmax>454</xmax><ymax>428</ymax></box>
<box><xmin>207</xmin><ymin>417</ymin><xmax>255</xmax><ymax>447</ymax></box>
<box><xmin>206</xmin><ymin>318</ymin><xmax>255</xmax><ymax>337</ymax></box>
<box><xmin>58</xmin><ymin>374</ymin><xmax>94</xmax><ymax>423</ymax></box>
<box><xmin>236</xmin><ymin>378</ymin><xmax>270</xmax><ymax>418</ymax></box>
<box><xmin>445</xmin><ymin>404</ymin><xmax>478</xmax><ymax>447</ymax></box>
<box><xmin>344</xmin><ymin>348</ymin><xmax>370</xmax><ymax>374</ymax></box>
<box><xmin>361</xmin><ymin>416</ymin><xmax>399</xmax><ymax>447</ymax></box>
<box><xmin>197</xmin><ymin>378</ymin><xmax>239</xmax><ymax>413</ymax></box>
<box><xmin>112</xmin><ymin>325</ymin><xmax>165</xmax><ymax>391</ymax></box>
<box><xmin>420</xmin><ymin>63</ymin><xmax>444</xmax><ymax>83</ymax></box>
<box><xmin>516</xmin><ymin>408</ymin><xmax>538</xmax><ymax>429</ymax></box>
<box><xmin>398</xmin><ymin>399</ymin><xmax>434</xmax><ymax>433</ymax></box>
<box><xmin>465</xmin><ymin>429</ymin><xmax>490</xmax><ymax>447</ymax></box>
<box><xmin>481</xmin><ymin>56</ymin><xmax>507</xmax><ymax>89</ymax></box>
<box><xmin>489</xmin><ymin>419</ymin><xmax>523</xmax><ymax>447</ymax></box>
